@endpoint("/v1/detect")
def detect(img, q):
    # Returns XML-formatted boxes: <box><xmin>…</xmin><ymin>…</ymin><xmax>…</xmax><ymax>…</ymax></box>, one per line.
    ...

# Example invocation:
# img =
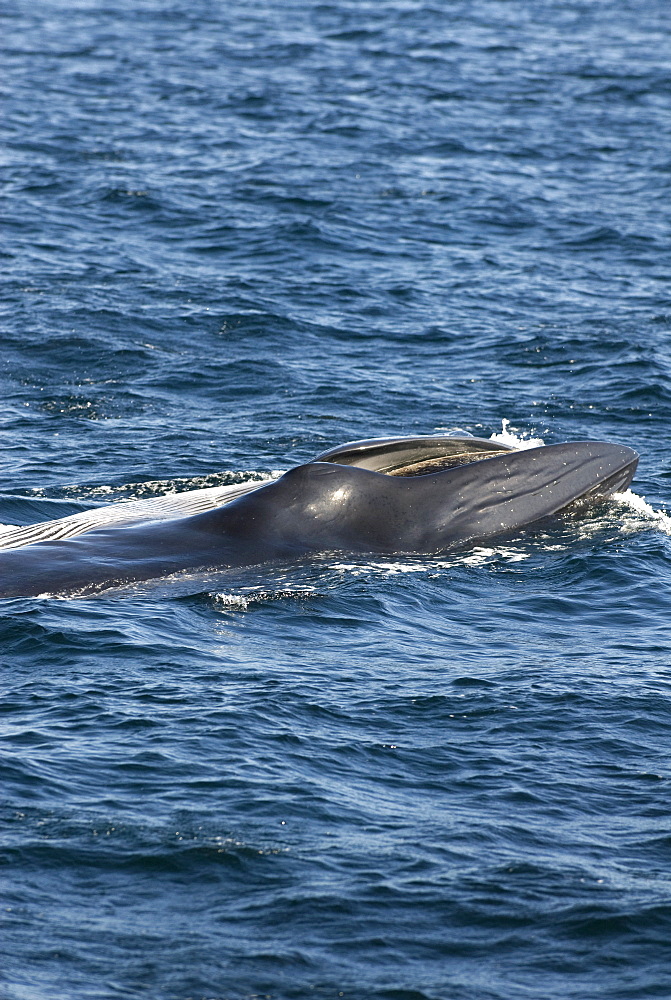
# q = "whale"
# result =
<box><xmin>0</xmin><ymin>435</ymin><xmax>638</xmax><ymax>598</ymax></box>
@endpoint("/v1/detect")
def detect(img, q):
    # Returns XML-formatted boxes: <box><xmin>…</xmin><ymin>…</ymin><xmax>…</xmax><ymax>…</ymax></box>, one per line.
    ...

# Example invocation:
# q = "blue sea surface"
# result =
<box><xmin>3</xmin><ymin>1</ymin><xmax>671</xmax><ymax>997</ymax></box>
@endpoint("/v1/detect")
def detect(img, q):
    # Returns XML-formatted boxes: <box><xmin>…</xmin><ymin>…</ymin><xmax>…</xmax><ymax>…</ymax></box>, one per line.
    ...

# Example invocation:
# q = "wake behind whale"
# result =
<box><xmin>0</xmin><ymin>435</ymin><xmax>638</xmax><ymax>598</ymax></box>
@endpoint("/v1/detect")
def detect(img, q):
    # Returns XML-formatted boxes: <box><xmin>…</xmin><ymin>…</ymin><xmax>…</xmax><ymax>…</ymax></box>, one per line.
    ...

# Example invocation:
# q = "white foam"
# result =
<box><xmin>460</xmin><ymin>545</ymin><xmax>530</xmax><ymax>566</ymax></box>
<box><xmin>213</xmin><ymin>588</ymin><xmax>319</xmax><ymax>609</ymax></box>
<box><xmin>214</xmin><ymin>593</ymin><xmax>252</xmax><ymax>609</ymax></box>
<box><xmin>330</xmin><ymin>560</ymin><xmax>433</xmax><ymax>576</ymax></box>
<box><xmin>613</xmin><ymin>490</ymin><xmax>671</xmax><ymax>536</ymax></box>
<box><xmin>330</xmin><ymin>546</ymin><xmax>529</xmax><ymax>576</ymax></box>
<box><xmin>490</xmin><ymin>418</ymin><xmax>545</xmax><ymax>450</ymax></box>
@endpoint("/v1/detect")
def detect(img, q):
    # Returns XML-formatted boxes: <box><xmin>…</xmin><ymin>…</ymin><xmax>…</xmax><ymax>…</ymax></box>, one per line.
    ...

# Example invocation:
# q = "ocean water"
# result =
<box><xmin>2</xmin><ymin>1</ymin><xmax>671</xmax><ymax>997</ymax></box>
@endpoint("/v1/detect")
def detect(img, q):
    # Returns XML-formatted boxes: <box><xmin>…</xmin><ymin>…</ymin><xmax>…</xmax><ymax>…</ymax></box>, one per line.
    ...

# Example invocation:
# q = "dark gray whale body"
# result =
<box><xmin>0</xmin><ymin>435</ymin><xmax>638</xmax><ymax>598</ymax></box>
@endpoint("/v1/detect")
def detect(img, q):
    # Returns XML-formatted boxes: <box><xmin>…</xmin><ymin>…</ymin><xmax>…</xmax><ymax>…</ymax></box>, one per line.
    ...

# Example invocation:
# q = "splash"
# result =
<box><xmin>490</xmin><ymin>418</ymin><xmax>545</xmax><ymax>450</ymax></box>
<box><xmin>613</xmin><ymin>490</ymin><xmax>671</xmax><ymax>537</ymax></box>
